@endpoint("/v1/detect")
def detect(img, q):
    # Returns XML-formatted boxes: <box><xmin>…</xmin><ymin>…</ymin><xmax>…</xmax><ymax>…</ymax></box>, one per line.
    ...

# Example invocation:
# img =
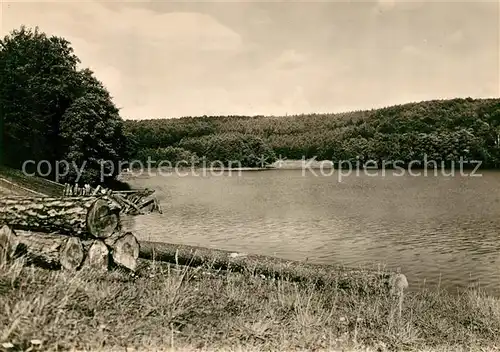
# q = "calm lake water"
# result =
<box><xmin>125</xmin><ymin>168</ymin><xmax>500</xmax><ymax>295</ymax></box>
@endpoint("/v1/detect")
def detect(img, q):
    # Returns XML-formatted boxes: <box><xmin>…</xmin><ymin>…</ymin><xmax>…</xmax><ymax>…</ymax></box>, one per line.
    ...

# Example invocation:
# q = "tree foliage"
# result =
<box><xmin>0</xmin><ymin>26</ymin><xmax>128</xmax><ymax>185</ymax></box>
<box><xmin>178</xmin><ymin>133</ymin><xmax>276</xmax><ymax>167</ymax></box>
<box><xmin>134</xmin><ymin>146</ymin><xmax>199</xmax><ymax>167</ymax></box>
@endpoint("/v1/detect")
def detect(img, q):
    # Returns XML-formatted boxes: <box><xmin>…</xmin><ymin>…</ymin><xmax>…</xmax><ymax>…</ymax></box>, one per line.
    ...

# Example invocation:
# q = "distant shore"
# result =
<box><xmin>119</xmin><ymin>158</ymin><xmax>489</xmax><ymax>180</ymax></box>
<box><xmin>119</xmin><ymin>160</ymin><xmax>334</xmax><ymax>177</ymax></box>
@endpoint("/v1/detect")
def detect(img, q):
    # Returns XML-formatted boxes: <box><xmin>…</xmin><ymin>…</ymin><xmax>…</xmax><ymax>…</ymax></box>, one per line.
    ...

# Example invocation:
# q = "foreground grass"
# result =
<box><xmin>1</xmin><ymin>259</ymin><xmax>500</xmax><ymax>351</ymax></box>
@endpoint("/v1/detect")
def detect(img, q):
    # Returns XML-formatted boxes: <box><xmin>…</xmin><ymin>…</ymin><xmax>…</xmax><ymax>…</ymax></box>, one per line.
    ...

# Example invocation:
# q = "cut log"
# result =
<box><xmin>112</xmin><ymin>194</ymin><xmax>142</xmax><ymax>215</ymax></box>
<box><xmin>82</xmin><ymin>240</ymin><xmax>109</xmax><ymax>271</ymax></box>
<box><xmin>139</xmin><ymin>241</ymin><xmax>408</xmax><ymax>294</ymax></box>
<box><xmin>105</xmin><ymin>232</ymin><xmax>140</xmax><ymax>272</ymax></box>
<box><xmin>0</xmin><ymin>225</ymin><xmax>19</xmax><ymax>265</ymax></box>
<box><xmin>118</xmin><ymin>194</ymin><xmax>143</xmax><ymax>214</ymax></box>
<box><xmin>0</xmin><ymin>197</ymin><xmax>120</xmax><ymax>239</ymax></box>
<box><xmin>137</xmin><ymin>198</ymin><xmax>158</xmax><ymax>214</ymax></box>
<box><xmin>14</xmin><ymin>230</ymin><xmax>85</xmax><ymax>270</ymax></box>
<box><xmin>87</xmin><ymin>198</ymin><xmax>120</xmax><ymax>238</ymax></box>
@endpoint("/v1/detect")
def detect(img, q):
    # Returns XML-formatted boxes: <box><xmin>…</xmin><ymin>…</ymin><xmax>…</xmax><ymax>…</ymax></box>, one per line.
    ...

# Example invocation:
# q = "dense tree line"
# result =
<box><xmin>178</xmin><ymin>133</ymin><xmax>276</xmax><ymax>167</ymax></box>
<box><xmin>0</xmin><ymin>26</ymin><xmax>128</xmax><ymax>185</ymax></box>
<box><xmin>125</xmin><ymin>98</ymin><xmax>500</xmax><ymax>168</ymax></box>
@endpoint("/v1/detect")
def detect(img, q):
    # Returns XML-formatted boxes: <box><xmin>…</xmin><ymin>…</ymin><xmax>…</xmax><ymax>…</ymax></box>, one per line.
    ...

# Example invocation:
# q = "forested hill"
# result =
<box><xmin>125</xmin><ymin>97</ymin><xmax>500</xmax><ymax>167</ymax></box>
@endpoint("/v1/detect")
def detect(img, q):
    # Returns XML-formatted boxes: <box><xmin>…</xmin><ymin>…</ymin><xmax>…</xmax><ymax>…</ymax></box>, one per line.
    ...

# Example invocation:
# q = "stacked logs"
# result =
<box><xmin>0</xmin><ymin>196</ymin><xmax>140</xmax><ymax>272</ymax></box>
<box><xmin>62</xmin><ymin>183</ymin><xmax>162</xmax><ymax>215</ymax></box>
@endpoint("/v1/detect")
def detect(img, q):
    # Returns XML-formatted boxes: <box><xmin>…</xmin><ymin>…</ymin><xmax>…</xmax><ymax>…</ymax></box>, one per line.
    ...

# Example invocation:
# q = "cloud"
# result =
<box><xmin>273</xmin><ymin>49</ymin><xmax>307</xmax><ymax>69</ymax></box>
<box><xmin>1</xmin><ymin>2</ymin><xmax>247</xmax><ymax>118</ymax></box>
<box><xmin>124</xmin><ymin>11</ymin><xmax>243</xmax><ymax>53</ymax></box>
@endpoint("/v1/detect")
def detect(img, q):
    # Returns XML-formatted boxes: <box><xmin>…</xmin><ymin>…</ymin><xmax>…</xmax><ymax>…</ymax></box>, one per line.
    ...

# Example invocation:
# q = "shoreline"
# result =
<box><xmin>118</xmin><ymin>163</ymin><xmax>491</xmax><ymax>180</ymax></box>
<box><xmin>120</xmin><ymin>159</ymin><xmax>494</xmax><ymax>175</ymax></box>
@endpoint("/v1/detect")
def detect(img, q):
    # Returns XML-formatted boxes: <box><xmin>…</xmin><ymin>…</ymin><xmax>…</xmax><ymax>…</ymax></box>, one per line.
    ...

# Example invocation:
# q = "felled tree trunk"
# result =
<box><xmin>105</xmin><ymin>232</ymin><xmax>140</xmax><ymax>272</ymax></box>
<box><xmin>0</xmin><ymin>197</ymin><xmax>120</xmax><ymax>239</ymax></box>
<box><xmin>14</xmin><ymin>230</ymin><xmax>85</xmax><ymax>270</ymax></box>
<box><xmin>139</xmin><ymin>241</ymin><xmax>408</xmax><ymax>294</ymax></box>
<box><xmin>82</xmin><ymin>240</ymin><xmax>110</xmax><ymax>271</ymax></box>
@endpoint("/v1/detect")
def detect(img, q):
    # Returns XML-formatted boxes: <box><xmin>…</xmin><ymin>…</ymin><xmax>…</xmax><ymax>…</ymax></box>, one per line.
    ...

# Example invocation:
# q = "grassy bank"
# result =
<box><xmin>1</xmin><ymin>259</ymin><xmax>500</xmax><ymax>351</ymax></box>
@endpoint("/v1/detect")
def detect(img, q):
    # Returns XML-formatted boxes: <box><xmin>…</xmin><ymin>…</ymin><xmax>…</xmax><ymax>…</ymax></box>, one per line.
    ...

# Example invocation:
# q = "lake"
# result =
<box><xmin>124</xmin><ymin>167</ymin><xmax>500</xmax><ymax>295</ymax></box>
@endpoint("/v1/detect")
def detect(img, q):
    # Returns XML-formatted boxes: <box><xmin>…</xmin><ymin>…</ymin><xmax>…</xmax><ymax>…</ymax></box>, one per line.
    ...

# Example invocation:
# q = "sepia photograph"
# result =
<box><xmin>0</xmin><ymin>0</ymin><xmax>499</xmax><ymax>351</ymax></box>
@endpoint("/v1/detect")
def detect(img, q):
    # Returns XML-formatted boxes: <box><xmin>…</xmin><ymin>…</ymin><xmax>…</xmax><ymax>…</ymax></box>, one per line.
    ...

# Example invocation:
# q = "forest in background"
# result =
<box><xmin>125</xmin><ymin>97</ymin><xmax>500</xmax><ymax>168</ymax></box>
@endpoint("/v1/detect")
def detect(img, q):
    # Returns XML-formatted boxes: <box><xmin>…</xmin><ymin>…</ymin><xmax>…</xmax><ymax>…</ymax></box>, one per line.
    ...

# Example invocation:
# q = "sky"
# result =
<box><xmin>1</xmin><ymin>0</ymin><xmax>499</xmax><ymax>120</ymax></box>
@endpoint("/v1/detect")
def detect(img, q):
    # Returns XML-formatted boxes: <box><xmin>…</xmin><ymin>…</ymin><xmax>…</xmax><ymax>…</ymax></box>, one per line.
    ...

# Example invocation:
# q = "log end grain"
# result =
<box><xmin>83</xmin><ymin>240</ymin><xmax>110</xmax><ymax>271</ymax></box>
<box><xmin>87</xmin><ymin>199</ymin><xmax>120</xmax><ymax>238</ymax></box>
<box><xmin>107</xmin><ymin>232</ymin><xmax>140</xmax><ymax>272</ymax></box>
<box><xmin>59</xmin><ymin>237</ymin><xmax>85</xmax><ymax>271</ymax></box>
<box><xmin>14</xmin><ymin>231</ymin><xmax>84</xmax><ymax>270</ymax></box>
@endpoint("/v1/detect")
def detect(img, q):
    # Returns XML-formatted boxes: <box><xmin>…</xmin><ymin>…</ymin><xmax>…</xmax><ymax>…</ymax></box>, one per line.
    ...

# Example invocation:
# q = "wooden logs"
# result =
<box><xmin>1</xmin><ymin>224</ymin><xmax>140</xmax><ymax>273</ymax></box>
<box><xmin>139</xmin><ymin>241</ymin><xmax>408</xmax><ymax>294</ymax></box>
<box><xmin>112</xmin><ymin>193</ymin><xmax>143</xmax><ymax>215</ymax></box>
<box><xmin>105</xmin><ymin>232</ymin><xmax>140</xmax><ymax>272</ymax></box>
<box><xmin>0</xmin><ymin>191</ymin><xmax>144</xmax><ymax>273</ymax></box>
<box><xmin>87</xmin><ymin>198</ymin><xmax>120</xmax><ymax>238</ymax></box>
<box><xmin>14</xmin><ymin>230</ymin><xmax>85</xmax><ymax>270</ymax></box>
<box><xmin>61</xmin><ymin>183</ymin><xmax>162</xmax><ymax>215</ymax></box>
<box><xmin>0</xmin><ymin>197</ymin><xmax>120</xmax><ymax>239</ymax></box>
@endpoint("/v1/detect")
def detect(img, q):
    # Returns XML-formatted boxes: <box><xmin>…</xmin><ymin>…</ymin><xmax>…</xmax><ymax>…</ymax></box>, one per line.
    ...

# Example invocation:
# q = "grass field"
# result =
<box><xmin>1</xmin><ymin>258</ymin><xmax>500</xmax><ymax>351</ymax></box>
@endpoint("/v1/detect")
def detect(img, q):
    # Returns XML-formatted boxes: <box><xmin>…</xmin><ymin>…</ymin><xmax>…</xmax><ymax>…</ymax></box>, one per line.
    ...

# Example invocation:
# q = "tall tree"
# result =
<box><xmin>59</xmin><ymin>69</ymin><xmax>128</xmax><ymax>185</ymax></box>
<box><xmin>0</xmin><ymin>26</ymin><xmax>80</xmax><ymax>172</ymax></box>
<box><xmin>0</xmin><ymin>26</ymin><xmax>129</xmax><ymax>184</ymax></box>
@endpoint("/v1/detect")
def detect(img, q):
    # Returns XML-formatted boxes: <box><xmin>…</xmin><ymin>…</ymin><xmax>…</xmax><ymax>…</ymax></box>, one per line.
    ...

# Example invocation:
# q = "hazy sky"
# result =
<box><xmin>1</xmin><ymin>1</ymin><xmax>499</xmax><ymax>119</ymax></box>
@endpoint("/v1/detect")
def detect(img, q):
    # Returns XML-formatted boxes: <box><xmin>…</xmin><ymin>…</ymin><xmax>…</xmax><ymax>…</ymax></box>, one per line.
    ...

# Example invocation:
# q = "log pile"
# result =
<box><xmin>0</xmin><ymin>195</ymin><xmax>141</xmax><ymax>272</ymax></box>
<box><xmin>139</xmin><ymin>241</ymin><xmax>409</xmax><ymax>294</ymax></box>
<box><xmin>62</xmin><ymin>183</ymin><xmax>162</xmax><ymax>215</ymax></box>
